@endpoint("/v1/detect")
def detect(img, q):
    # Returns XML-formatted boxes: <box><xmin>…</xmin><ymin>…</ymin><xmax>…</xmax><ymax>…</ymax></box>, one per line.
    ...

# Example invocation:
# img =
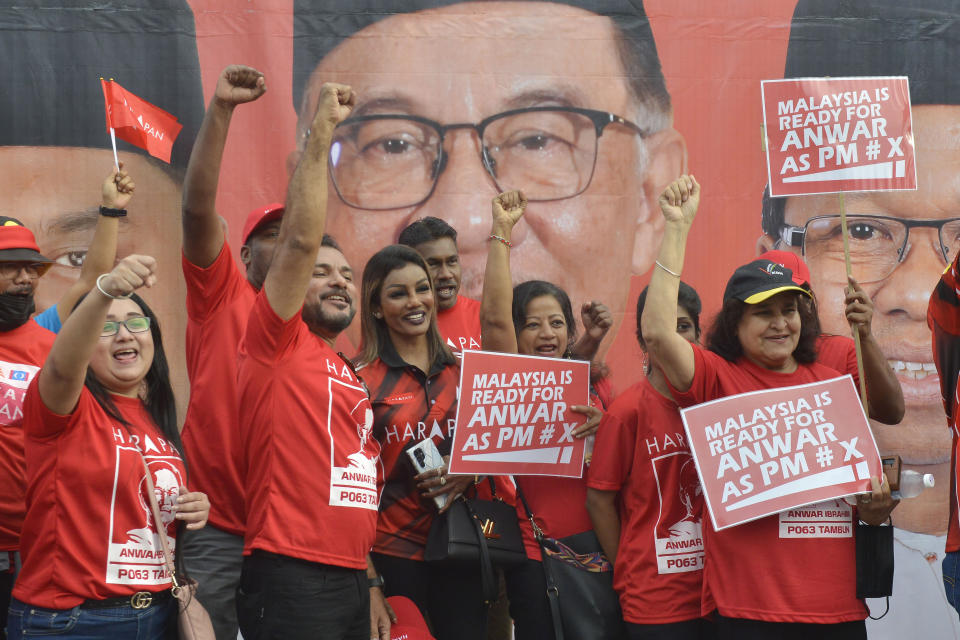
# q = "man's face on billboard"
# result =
<box><xmin>773</xmin><ymin>105</ymin><xmax>960</xmax><ymax>466</ymax></box>
<box><xmin>294</xmin><ymin>1</ymin><xmax>683</xmax><ymax>336</ymax></box>
<box><xmin>0</xmin><ymin>146</ymin><xmax>188</xmax><ymax>414</ymax></box>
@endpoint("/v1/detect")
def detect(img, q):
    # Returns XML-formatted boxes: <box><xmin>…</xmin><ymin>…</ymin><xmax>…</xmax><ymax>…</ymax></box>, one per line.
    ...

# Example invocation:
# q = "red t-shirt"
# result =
<box><xmin>238</xmin><ymin>291</ymin><xmax>382</xmax><ymax>569</ymax></box>
<box><xmin>817</xmin><ymin>334</ymin><xmax>859</xmax><ymax>389</ymax></box>
<box><xmin>669</xmin><ymin>345</ymin><xmax>865</xmax><ymax>623</ymax></box>
<box><xmin>513</xmin><ymin>388</ymin><xmax>603</xmax><ymax>561</ymax></box>
<box><xmin>437</xmin><ymin>296</ymin><xmax>482</xmax><ymax>355</ymax></box>
<box><xmin>358</xmin><ymin>348</ymin><xmax>459</xmax><ymax>561</ymax></box>
<box><xmin>15</xmin><ymin>383</ymin><xmax>187</xmax><ymax>608</ymax></box>
<box><xmin>587</xmin><ymin>378</ymin><xmax>704</xmax><ymax>624</ymax></box>
<box><xmin>181</xmin><ymin>244</ymin><xmax>256</xmax><ymax>536</ymax></box>
<box><xmin>0</xmin><ymin>320</ymin><xmax>54</xmax><ymax>552</ymax></box>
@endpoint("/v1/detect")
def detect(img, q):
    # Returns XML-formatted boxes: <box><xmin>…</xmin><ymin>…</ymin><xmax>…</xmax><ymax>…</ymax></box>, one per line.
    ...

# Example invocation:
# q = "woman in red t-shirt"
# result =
<box><xmin>8</xmin><ymin>255</ymin><xmax>209</xmax><ymax>640</ymax></box>
<box><xmin>355</xmin><ymin>245</ymin><xmax>486</xmax><ymax>639</ymax></box>
<box><xmin>586</xmin><ymin>281</ymin><xmax>713</xmax><ymax>640</ymax></box>
<box><xmin>640</xmin><ymin>175</ymin><xmax>896</xmax><ymax>640</ymax></box>
<box><xmin>479</xmin><ymin>191</ymin><xmax>608</xmax><ymax>640</ymax></box>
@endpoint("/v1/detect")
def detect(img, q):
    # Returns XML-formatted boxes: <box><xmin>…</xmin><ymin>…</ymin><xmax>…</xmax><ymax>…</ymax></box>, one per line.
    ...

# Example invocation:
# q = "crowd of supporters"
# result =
<box><xmin>0</xmin><ymin>65</ymin><xmax>922</xmax><ymax>640</ymax></box>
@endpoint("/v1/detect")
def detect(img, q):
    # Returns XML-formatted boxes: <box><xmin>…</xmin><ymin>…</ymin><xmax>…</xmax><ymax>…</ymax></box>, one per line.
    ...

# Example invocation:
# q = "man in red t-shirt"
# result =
<box><xmin>0</xmin><ymin>219</ymin><xmax>57</xmax><ymax>632</ymax></box>
<box><xmin>177</xmin><ymin>64</ymin><xmax>287</xmax><ymax>640</ymax></box>
<box><xmin>235</xmin><ymin>82</ymin><xmax>392</xmax><ymax>640</ymax></box>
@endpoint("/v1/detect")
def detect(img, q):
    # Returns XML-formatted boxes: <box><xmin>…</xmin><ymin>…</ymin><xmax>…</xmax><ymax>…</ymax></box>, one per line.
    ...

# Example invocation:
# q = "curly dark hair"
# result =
<box><xmin>706</xmin><ymin>292</ymin><xmax>818</xmax><ymax>365</ymax></box>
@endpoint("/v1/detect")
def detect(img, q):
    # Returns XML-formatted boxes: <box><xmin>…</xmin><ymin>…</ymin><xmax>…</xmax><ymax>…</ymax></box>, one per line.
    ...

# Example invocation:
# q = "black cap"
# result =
<box><xmin>723</xmin><ymin>259</ymin><xmax>811</xmax><ymax>304</ymax></box>
<box><xmin>0</xmin><ymin>0</ymin><xmax>204</xmax><ymax>169</ymax></box>
<box><xmin>292</xmin><ymin>0</ymin><xmax>668</xmax><ymax>117</ymax></box>
<box><xmin>785</xmin><ymin>0</ymin><xmax>960</xmax><ymax>106</ymax></box>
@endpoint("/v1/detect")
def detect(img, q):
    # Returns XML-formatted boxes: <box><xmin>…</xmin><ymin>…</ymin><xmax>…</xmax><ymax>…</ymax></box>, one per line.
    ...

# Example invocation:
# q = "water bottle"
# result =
<box><xmin>892</xmin><ymin>470</ymin><xmax>935</xmax><ymax>499</ymax></box>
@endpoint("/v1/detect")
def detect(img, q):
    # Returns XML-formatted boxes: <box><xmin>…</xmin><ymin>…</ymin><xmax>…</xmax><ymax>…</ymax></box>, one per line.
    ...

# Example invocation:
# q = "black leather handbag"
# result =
<box><xmin>516</xmin><ymin>487</ymin><xmax>626</xmax><ymax>640</ymax></box>
<box><xmin>424</xmin><ymin>478</ymin><xmax>526</xmax><ymax>603</ymax></box>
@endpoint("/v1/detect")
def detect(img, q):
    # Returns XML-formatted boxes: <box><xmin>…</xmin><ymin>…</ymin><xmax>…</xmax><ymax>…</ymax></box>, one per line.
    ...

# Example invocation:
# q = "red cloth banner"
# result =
<box><xmin>762</xmin><ymin>76</ymin><xmax>916</xmax><ymax>196</ymax></box>
<box><xmin>680</xmin><ymin>375</ymin><xmax>882</xmax><ymax>530</ymax></box>
<box><xmin>448</xmin><ymin>350</ymin><xmax>589</xmax><ymax>477</ymax></box>
<box><xmin>100</xmin><ymin>79</ymin><xmax>183</xmax><ymax>163</ymax></box>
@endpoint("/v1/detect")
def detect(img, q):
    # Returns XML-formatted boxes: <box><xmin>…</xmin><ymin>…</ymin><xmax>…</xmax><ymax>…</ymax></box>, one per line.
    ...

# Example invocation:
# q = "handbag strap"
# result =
<box><xmin>137</xmin><ymin>451</ymin><xmax>182</xmax><ymax>593</ymax></box>
<box><xmin>461</xmin><ymin>499</ymin><xmax>499</xmax><ymax>605</ymax></box>
<box><xmin>514</xmin><ymin>483</ymin><xmax>564</xmax><ymax>640</ymax></box>
<box><xmin>514</xmin><ymin>483</ymin><xmax>545</xmax><ymax>542</ymax></box>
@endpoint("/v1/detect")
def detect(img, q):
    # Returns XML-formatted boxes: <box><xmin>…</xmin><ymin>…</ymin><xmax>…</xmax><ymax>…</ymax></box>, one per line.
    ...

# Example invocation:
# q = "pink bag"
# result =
<box><xmin>140</xmin><ymin>455</ymin><xmax>216</xmax><ymax>640</ymax></box>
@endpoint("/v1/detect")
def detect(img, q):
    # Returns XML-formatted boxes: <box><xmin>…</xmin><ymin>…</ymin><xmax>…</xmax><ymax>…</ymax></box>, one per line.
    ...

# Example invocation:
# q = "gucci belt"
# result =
<box><xmin>81</xmin><ymin>589</ymin><xmax>172</xmax><ymax>610</ymax></box>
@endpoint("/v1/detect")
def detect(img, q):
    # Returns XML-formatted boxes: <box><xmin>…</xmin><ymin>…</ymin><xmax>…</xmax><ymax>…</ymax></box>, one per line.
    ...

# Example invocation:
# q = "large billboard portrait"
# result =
<box><xmin>4</xmin><ymin>0</ymin><xmax>960</xmax><ymax>637</ymax></box>
<box><xmin>0</xmin><ymin>0</ymin><xmax>204</xmax><ymax>416</ymax></box>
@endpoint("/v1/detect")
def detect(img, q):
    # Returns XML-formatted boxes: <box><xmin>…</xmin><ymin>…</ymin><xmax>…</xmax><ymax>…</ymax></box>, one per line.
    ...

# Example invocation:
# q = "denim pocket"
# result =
<box><xmin>943</xmin><ymin>551</ymin><xmax>960</xmax><ymax>614</ymax></box>
<box><xmin>15</xmin><ymin>604</ymin><xmax>80</xmax><ymax>637</ymax></box>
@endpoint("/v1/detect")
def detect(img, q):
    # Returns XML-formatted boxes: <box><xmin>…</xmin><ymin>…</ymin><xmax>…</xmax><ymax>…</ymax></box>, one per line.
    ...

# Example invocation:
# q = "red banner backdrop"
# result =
<box><xmin>3</xmin><ymin>1</ymin><xmax>957</xmax><ymax>636</ymax></box>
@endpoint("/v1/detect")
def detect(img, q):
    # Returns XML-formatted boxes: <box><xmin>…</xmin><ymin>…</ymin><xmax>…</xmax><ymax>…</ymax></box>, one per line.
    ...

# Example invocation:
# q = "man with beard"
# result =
<box><xmin>178</xmin><ymin>64</ymin><xmax>284</xmax><ymax>639</ymax></box>
<box><xmin>757</xmin><ymin>0</ymin><xmax>960</xmax><ymax>636</ymax></box>
<box><xmin>235</xmin><ymin>83</ymin><xmax>391</xmax><ymax>640</ymax></box>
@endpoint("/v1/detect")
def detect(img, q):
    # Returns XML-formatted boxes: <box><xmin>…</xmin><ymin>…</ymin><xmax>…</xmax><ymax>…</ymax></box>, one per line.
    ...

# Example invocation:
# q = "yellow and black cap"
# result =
<box><xmin>723</xmin><ymin>259</ymin><xmax>811</xmax><ymax>304</ymax></box>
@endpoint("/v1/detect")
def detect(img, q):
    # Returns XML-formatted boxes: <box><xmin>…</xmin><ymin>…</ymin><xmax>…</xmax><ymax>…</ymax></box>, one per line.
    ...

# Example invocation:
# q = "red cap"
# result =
<box><xmin>758</xmin><ymin>249</ymin><xmax>811</xmax><ymax>288</ymax></box>
<box><xmin>241</xmin><ymin>203</ymin><xmax>284</xmax><ymax>246</ymax></box>
<box><xmin>387</xmin><ymin>596</ymin><xmax>434</xmax><ymax>640</ymax></box>
<box><xmin>0</xmin><ymin>217</ymin><xmax>53</xmax><ymax>271</ymax></box>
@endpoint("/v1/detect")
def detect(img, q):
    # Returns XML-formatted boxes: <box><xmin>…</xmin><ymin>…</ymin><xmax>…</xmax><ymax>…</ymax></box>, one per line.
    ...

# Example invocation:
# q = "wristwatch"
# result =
<box><xmin>368</xmin><ymin>574</ymin><xmax>385</xmax><ymax>589</ymax></box>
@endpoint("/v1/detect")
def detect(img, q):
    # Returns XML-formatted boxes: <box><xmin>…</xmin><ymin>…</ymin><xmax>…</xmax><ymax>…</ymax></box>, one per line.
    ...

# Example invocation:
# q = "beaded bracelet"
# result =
<box><xmin>96</xmin><ymin>273</ymin><xmax>132</xmax><ymax>300</ymax></box>
<box><xmin>489</xmin><ymin>234</ymin><xmax>513</xmax><ymax>248</ymax></box>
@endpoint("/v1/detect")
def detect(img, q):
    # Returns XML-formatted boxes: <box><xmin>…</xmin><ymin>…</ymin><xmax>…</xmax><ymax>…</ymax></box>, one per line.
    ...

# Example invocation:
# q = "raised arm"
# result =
<box><xmin>480</xmin><ymin>191</ymin><xmax>527</xmax><ymax>353</ymax></box>
<box><xmin>182</xmin><ymin>65</ymin><xmax>266</xmax><ymax>267</ymax></box>
<box><xmin>262</xmin><ymin>83</ymin><xmax>353</xmax><ymax>321</ymax></box>
<box><xmin>38</xmin><ymin>255</ymin><xmax>157</xmax><ymax>415</ymax></box>
<box><xmin>640</xmin><ymin>176</ymin><xmax>700</xmax><ymax>392</ymax></box>
<box><xmin>54</xmin><ymin>167</ymin><xmax>131</xmax><ymax>324</ymax></box>
<box><xmin>845</xmin><ymin>278</ymin><xmax>905</xmax><ymax>424</ymax></box>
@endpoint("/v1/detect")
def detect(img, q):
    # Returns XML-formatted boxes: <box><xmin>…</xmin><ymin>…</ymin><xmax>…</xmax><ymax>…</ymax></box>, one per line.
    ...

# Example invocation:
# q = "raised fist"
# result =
<box><xmin>580</xmin><ymin>300</ymin><xmax>613</xmax><ymax>341</ymax></box>
<box><xmin>99</xmin><ymin>255</ymin><xmax>157</xmax><ymax>298</ymax></box>
<box><xmin>658</xmin><ymin>174</ymin><xmax>700</xmax><ymax>226</ymax></box>
<box><xmin>214</xmin><ymin>65</ymin><xmax>266</xmax><ymax>106</ymax></box>
<box><xmin>313</xmin><ymin>83</ymin><xmax>355</xmax><ymax>132</ymax></box>
<box><xmin>491</xmin><ymin>190</ymin><xmax>528</xmax><ymax>232</ymax></box>
<box><xmin>102</xmin><ymin>163</ymin><xmax>135</xmax><ymax>210</ymax></box>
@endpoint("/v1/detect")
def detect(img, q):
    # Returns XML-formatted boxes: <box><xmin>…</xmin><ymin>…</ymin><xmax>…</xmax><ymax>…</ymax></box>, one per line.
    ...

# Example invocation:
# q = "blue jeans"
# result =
<box><xmin>944</xmin><ymin>550</ymin><xmax>960</xmax><ymax>617</ymax></box>
<box><xmin>6</xmin><ymin>597</ymin><xmax>174</xmax><ymax>639</ymax></box>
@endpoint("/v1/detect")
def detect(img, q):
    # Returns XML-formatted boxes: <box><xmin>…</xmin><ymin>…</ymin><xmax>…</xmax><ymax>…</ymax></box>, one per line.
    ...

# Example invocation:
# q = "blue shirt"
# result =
<box><xmin>34</xmin><ymin>305</ymin><xmax>61</xmax><ymax>333</ymax></box>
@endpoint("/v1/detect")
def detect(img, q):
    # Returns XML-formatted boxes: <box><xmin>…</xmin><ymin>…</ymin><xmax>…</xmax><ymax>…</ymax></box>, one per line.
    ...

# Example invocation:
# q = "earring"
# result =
<box><xmin>373</xmin><ymin>312</ymin><xmax>382</xmax><ymax>319</ymax></box>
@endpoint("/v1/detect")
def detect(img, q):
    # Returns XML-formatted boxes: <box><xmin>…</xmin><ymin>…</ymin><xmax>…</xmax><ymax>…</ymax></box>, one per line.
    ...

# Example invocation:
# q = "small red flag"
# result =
<box><xmin>100</xmin><ymin>79</ymin><xmax>183</xmax><ymax>163</ymax></box>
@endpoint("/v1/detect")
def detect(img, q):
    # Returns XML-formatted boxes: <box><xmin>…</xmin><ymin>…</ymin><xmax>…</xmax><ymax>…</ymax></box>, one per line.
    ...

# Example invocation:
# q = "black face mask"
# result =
<box><xmin>0</xmin><ymin>293</ymin><xmax>36</xmax><ymax>331</ymax></box>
